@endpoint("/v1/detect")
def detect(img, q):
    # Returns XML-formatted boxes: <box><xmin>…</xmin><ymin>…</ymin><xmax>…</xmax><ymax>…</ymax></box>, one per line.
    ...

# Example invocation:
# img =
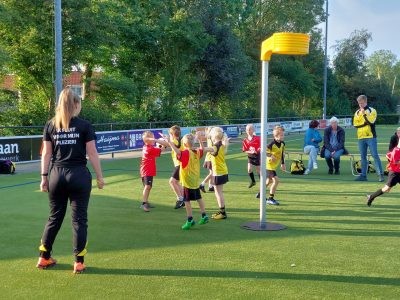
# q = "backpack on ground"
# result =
<box><xmin>0</xmin><ymin>160</ymin><xmax>16</xmax><ymax>174</ymax></box>
<box><xmin>290</xmin><ymin>159</ymin><xmax>305</xmax><ymax>175</ymax></box>
<box><xmin>353</xmin><ymin>160</ymin><xmax>375</xmax><ymax>174</ymax></box>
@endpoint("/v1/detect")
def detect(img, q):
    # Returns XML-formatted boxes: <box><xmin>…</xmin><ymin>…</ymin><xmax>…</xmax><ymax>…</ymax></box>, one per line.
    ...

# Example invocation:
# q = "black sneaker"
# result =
<box><xmin>267</xmin><ymin>198</ymin><xmax>280</xmax><ymax>205</ymax></box>
<box><xmin>334</xmin><ymin>170</ymin><xmax>340</xmax><ymax>175</ymax></box>
<box><xmin>174</xmin><ymin>201</ymin><xmax>185</xmax><ymax>209</ymax></box>
<box><xmin>208</xmin><ymin>186</ymin><xmax>215</xmax><ymax>192</ymax></box>
<box><xmin>199</xmin><ymin>184</ymin><xmax>206</xmax><ymax>193</ymax></box>
<box><xmin>328</xmin><ymin>169</ymin><xmax>333</xmax><ymax>175</ymax></box>
<box><xmin>248</xmin><ymin>181</ymin><xmax>256</xmax><ymax>188</ymax></box>
<box><xmin>255</xmin><ymin>192</ymin><xmax>260</xmax><ymax>198</ymax></box>
<box><xmin>367</xmin><ymin>195</ymin><xmax>373</xmax><ymax>206</ymax></box>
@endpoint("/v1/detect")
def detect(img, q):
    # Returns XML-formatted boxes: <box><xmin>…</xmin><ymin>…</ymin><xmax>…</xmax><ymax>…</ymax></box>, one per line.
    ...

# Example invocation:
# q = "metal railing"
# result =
<box><xmin>1</xmin><ymin>114</ymin><xmax>398</xmax><ymax>137</ymax></box>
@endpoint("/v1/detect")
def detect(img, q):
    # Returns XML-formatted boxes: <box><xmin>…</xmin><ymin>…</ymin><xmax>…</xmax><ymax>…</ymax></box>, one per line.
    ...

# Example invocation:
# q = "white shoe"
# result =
<box><xmin>304</xmin><ymin>169</ymin><xmax>310</xmax><ymax>175</ymax></box>
<box><xmin>313</xmin><ymin>163</ymin><xmax>318</xmax><ymax>169</ymax></box>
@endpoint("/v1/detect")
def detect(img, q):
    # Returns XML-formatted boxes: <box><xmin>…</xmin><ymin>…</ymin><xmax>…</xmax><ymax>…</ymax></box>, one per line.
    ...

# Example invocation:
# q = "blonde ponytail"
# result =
<box><xmin>54</xmin><ymin>87</ymin><xmax>80</xmax><ymax>131</ymax></box>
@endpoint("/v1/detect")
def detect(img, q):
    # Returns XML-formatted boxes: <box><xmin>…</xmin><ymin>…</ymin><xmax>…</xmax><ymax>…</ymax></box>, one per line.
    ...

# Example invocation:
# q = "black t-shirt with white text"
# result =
<box><xmin>43</xmin><ymin>117</ymin><xmax>96</xmax><ymax>167</ymax></box>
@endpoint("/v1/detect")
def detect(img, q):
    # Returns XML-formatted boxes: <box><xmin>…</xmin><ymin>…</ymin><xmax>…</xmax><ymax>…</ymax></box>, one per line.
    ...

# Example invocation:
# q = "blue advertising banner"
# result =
<box><xmin>96</xmin><ymin>131</ymin><xmax>129</xmax><ymax>154</ymax></box>
<box><xmin>220</xmin><ymin>125</ymin><xmax>239</xmax><ymax>138</ymax></box>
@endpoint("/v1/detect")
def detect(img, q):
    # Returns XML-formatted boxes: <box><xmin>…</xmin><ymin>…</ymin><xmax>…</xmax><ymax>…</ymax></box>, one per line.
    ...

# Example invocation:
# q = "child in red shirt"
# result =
<box><xmin>367</xmin><ymin>138</ymin><xmax>400</xmax><ymax>206</ymax></box>
<box><xmin>242</xmin><ymin>124</ymin><xmax>261</xmax><ymax>188</ymax></box>
<box><xmin>140</xmin><ymin>131</ymin><xmax>168</xmax><ymax>212</ymax></box>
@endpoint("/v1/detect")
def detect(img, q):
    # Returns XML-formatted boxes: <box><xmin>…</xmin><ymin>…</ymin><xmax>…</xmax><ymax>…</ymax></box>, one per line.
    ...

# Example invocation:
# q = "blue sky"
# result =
<box><xmin>318</xmin><ymin>0</ymin><xmax>400</xmax><ymax>60</ymax></box>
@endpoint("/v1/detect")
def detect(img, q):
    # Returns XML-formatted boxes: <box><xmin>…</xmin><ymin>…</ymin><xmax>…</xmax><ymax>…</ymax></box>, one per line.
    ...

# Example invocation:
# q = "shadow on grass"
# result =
<box><xmin>84</xmin><ymin>267</ymin><xmax>399</xmax><ymax>286</ymax></box>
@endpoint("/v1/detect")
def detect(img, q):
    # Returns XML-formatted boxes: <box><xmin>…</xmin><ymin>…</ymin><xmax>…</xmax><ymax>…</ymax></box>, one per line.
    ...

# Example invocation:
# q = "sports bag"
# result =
<box><xmin>353</xmin><ymin>160</ymin><xmax>375</xmax><ymax>174</ymax></box>
<box><xmin>0</xmin><ymin>160</ymin><xmax>16</xmax><ymax>174</ymax></box>
<box><xmin>290</xmin><ymin>159</ymin><xmax>305</xmax><ymax>175</ymax></box>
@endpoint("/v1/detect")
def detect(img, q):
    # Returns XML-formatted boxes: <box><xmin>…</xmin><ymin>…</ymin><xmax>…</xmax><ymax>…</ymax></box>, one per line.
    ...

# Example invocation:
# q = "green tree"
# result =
<box><xmin>366</xmin><ymin>50</ymin><xmax>398</xmax><ymax>95</ymax></box>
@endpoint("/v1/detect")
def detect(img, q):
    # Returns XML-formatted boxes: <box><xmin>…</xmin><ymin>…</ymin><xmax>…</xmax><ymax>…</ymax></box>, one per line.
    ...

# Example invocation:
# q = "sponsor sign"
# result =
<box><xmin>0</xmin><ymin>136</ymin><xmax>42</xmax><ymax>162</ymax></box>
<box><xmin>220</xmin><ymin>125</ymin><xmax>239</xmax><ymax>138</ymax></box>
<box><xmin>96</xmin><ymin>132</ymin><xmax>129</xmax><ymax>154</ymax></box>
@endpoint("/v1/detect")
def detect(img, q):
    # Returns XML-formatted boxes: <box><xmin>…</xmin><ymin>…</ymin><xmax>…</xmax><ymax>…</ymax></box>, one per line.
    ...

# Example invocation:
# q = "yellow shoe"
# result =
<box><xmin>73</xmin><ymin>262</ymin><xmax>86</xmax><ymax>274</ymax></box>
<box><xmin>211</xmin><ymin>211</ymin><xmax>227</xmax><ymax>220</ymax></box>
<box><xmin>37</xmin><ymin>257</ymin><xmax>57</xmax><ymax>269</ymax></box>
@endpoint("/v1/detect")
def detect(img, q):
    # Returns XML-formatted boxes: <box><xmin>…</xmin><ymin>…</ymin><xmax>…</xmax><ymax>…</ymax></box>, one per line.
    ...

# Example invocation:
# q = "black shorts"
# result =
<box><xmin>171</xmin><ymin>166</ymin><xmax>180</xmax><ymax>181</ymax></box>
<box><xmin>142</xmin><ymin>176</ymin><xmax>153</xmax><ymax>187</ymax></box>
<box><xmin>211</xmin><ymin>174</ymin><xmax>229</xmax><ymax>186</ymax></box>
<box><xmin>203</xmin><ymin>161</ymin><xmax>212</xmax><ymax>170</ymax></box>
<box><xmin>248</xmin><ymin>154</ymin><xmax>260</xmax><ymax>166</ymax></box>
<box><xmin>183</xmin><ymin>187</ymin><xmax>202</xmax><ymax>201</ymax></box>
<box><xmin>386</xmin><ymin>171</ymin><xmax>400</xmax><ymax>187</ymax></box>
<box><xmin>267</xmin><ymin>170</ymin><xmax>277</xmax><ymax>178</ymax></box>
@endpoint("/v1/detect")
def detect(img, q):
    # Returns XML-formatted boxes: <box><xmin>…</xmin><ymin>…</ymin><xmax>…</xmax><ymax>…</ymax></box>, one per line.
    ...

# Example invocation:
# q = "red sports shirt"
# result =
<box><xmin>242</xmin><ymin>135</ymin><xmax>261</xmax><ymax>154</ymax></box>
<box><xmin>140</xmin><ymin>144</ymin><xmax>162</xmax><ymax>177</ymax></box>
<box><xmin>387</xmin><ymin>147</ymin><xmax>400</xmax><ymax>172</ymax></box>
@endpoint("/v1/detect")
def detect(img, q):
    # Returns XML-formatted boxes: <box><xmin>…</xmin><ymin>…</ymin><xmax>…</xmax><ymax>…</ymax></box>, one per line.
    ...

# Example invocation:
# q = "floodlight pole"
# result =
<box><xmin>322</xmin><ymin>0</ymin><xmax>328</xmax><ymax>119</ymax></box>
<box><xmin>55</xmin><ymin>0</ymin><xmax>62</xmax><ymax>105</ymax></box>
<box><xmin>259</xmin><ymin>60</ymin><xmax>269</xmax><ymax>227</ymax></box>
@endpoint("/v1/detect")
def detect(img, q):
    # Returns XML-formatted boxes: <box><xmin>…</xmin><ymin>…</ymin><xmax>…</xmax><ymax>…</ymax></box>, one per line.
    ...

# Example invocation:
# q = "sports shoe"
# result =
<box><xmin>355</xmin><ymin>175</ymin><xmax>367</xmax><ymax>181</ymax></box>
<box><xmin>212</xmin><ymin>211</ymin><xmax>227</xmax><ymax>220</ymax></box>
<box><xmin>174</xmin><ymin>200</ymin><xmax>185</xmax><ymax>209</ymax></box>
<box><xmin>73</xmin><ymin>262</ymin><xmax>86</xmax><ymax>274</ymax></box>
<box><xmin>181</xmin><ymin>219</ymin><xmax>195</xmax><ymax>230</ymax></box>
<box><xmin>198</xmin><ymin>215</ymin><xmax>209</xmax><ymax>225</ymax></box>
<box><xmin>328</xmin><ymin>169</ymin><xmax>333</xmax><ymax>175</ymax></box>
<box><xmin>378</xmin><ymin>174</ymin><xmax>384</xmax><ymax>182</ymax></box>
<box><xmin>208</xmin><ymin>186</ymin><xmax>215</xmax><ymax>192</ymax></box>
<box><xmin>37</xmin><ymin>257</ymin><xmax>57</xmax><ymax>269</ymax></box>
<box><xmin>248</xmin><ymin>181</ymin><xmax>256</xmax><ymax>188</ymax></box>
<box><xmin>255</xmin><ymin>192</ymin><xmax>260</xmax><ymax>198</ymax></box>
<box><xmin>304</xmin><ymin>169</ymin><xmax>310</xmax><ymax>175</ymax></box>
<box><xmin>199</xmin><ymin>184</ymin><xmax>206</xmax><ymax>193</ymax></box>
<box><xmin>313</xmin><ymin>163</ymin><xmax>318</xmax><ymax>169</ymax></box>
<box><xmin>140</xmin><ymin>203</ymin><xmax>150</xmax><ymax>212</ymax></box>
<box><xmin>367</xmin><ymin>194</ymin><xmax>373</xmax><ymax>206</ymax></box>
<box><xmin>334</xmin><ymin>170</ymin><xmax>340</xmax><ymax>175</ymax></box>
<box><xmin>267</xmin><ymin>198</ymin><xmax>280</xmax><ymax>205</ymax></box>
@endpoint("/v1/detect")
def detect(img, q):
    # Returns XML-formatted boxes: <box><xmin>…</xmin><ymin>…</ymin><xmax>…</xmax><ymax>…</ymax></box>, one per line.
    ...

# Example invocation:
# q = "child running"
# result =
<box><xmin>199</xmin><ymin>127</ymin><xmax>214</xmax><ymax>193</ymax></box>
<box><xmin>367</xmin><ymin>138</ymin><xmax>400</xmax><ymax>206</ymax></box>
<box><xmin>166</xmin><ymin>132</ymin><xmax>209</xmax><ymax>230</ymax></box>
<box><xmin>242</xmin><ymin>124</ymin><xmax>261</xmax><ymax>189</ymax></box>
<box><xmin>140</xmin><ymin>131</ymin><xmax>168</xmax><ymax>212</ymax></box>
<box><xmin>168</xmin><ymin>125</ymin><xmax>185</xmax><ymax>209</ymax></box>
<box><xmin>204</xmin><ymin>127</ymin><xmax>229</xmax><ymax>220</ymax></box>
<box><xmin>263</xmin><ymin>125</ymin><xmax>286</xmax><ymax>205</ymax></box>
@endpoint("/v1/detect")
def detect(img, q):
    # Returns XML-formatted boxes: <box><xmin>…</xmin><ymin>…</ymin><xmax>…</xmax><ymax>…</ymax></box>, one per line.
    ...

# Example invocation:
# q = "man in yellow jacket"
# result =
<box><xmin>353</xmin><ymin>95</ymin><xmax>384</xmax><ymax>182</ymax></box>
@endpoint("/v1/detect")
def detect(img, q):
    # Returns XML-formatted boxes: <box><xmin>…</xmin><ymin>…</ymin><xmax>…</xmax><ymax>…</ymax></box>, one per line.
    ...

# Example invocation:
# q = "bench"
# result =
<box><xmin>285</xmin><ymin>151</ymin><xmax>359</xmax><ymax>176</ymax></box>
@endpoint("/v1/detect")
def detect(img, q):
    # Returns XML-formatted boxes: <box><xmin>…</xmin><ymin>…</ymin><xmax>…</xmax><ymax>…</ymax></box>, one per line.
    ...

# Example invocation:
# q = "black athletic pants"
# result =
<box><xmin>40</xmin><ymin>166</ymin><xmax>92</xmax><ymax>261</ymax></box>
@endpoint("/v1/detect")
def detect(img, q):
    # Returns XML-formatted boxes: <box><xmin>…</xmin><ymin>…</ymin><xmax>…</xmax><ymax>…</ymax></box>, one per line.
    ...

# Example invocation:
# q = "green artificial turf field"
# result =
<box><xmin>0</xmin><ymin>126</ymin><xmax>399</xmax><ymax>299</ymax></box>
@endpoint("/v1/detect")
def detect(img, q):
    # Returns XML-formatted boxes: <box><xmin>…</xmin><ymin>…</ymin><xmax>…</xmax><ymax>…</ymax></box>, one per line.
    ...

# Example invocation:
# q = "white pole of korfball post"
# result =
<box><xmin>259</xmin><ymin>60</ymin><xmax>269</xmax><ymax>228</ymax></box>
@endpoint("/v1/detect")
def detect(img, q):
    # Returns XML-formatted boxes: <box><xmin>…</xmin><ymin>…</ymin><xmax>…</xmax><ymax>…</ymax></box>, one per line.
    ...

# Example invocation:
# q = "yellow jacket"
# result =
<box><xmin>353</xmin><ymin>106</ymin><xmax>377</xmax><ymax>139</ymax></box>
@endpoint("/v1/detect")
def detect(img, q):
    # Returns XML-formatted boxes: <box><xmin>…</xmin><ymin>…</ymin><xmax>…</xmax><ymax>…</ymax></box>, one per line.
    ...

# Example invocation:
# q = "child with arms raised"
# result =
<box><xmin>140</xmin><ymin>131</ymin><xmax>168</xmax><ymax>212</ymax></box>
<box><xmin>167</xmin><ymin>133</ymin><xmax>209</xmax><ymax>230</ymax></box>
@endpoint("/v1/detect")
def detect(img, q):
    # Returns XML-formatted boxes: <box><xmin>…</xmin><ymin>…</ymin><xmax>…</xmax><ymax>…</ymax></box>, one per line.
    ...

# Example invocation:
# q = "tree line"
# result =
<box><xmin>0</xmin><ymin>0</ymin><xmax>398</xmax><ymax>128</ymax></box>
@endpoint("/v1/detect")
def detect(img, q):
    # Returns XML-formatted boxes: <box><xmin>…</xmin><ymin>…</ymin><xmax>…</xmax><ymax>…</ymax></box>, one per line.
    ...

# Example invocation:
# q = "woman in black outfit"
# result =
<box><xmin>37</xmin><ymin>87</ymin><xmax>104</xmax><ymax>274</ymax></box>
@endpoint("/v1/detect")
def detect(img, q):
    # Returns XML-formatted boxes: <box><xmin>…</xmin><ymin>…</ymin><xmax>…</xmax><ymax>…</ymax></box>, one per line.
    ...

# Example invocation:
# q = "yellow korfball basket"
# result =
<box><xmin>261</xmin><ymin>32</ymin><xmax>310</xmax><ymax>61</ymax></box>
